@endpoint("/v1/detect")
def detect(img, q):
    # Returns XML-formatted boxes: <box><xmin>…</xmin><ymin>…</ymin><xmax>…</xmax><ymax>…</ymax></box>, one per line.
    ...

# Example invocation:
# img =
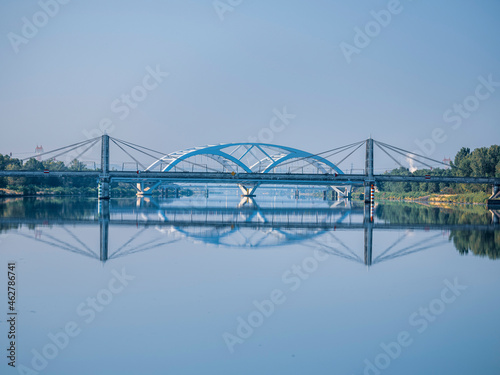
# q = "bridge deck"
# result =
<box><xmin>1</xmin><ymin>170</ymin><xmax>499</xmax><ymax>185</ymax></box>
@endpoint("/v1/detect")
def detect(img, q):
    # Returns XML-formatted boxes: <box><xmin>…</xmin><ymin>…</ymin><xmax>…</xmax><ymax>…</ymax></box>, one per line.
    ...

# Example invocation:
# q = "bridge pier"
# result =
<box><xmin>135</xmin><ymin>181</ymin><xmax>162</xmax><ymax>196</ymax></box>
<box><xmin>363</xmin><ymin>186</ymin><xmax>374</xmax><ymax>266</ymax></box>
<box><xmin>239</xmin><ymin>184</ymin><xmax>258</xmax><ymax>197</ymax></box>
<box><xmin>364</xmin><ymin>183</ymin><xmax>375</xmax><ymax>204</ymax></box>
<box><xmin>98</xmin><ymin>178</ymin><xmax>110</xmax><ymax>200</ymax></box>
<box><xmin>331</xmin><ymin>186</ymin><xmax>351</xmax><ymax>200</ymax></box>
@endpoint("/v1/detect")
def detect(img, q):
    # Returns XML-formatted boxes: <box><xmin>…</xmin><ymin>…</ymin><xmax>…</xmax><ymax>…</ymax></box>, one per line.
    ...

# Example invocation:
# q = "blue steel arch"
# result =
<box><xmin>145</xmin><ymin>143</ymin><xmax>344</xmax><ymax>174</ymax></box>
<box><xmin>168</xmin><ymin>226</ymin><xmax>329</xmax><ymax>248</ymax></box>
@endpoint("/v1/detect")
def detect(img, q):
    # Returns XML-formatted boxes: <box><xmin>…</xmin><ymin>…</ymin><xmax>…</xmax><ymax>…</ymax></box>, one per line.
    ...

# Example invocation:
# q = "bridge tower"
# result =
<box><xmin>364</xmin><ymin>138</ymin><xmax>374</xmax><ymax>203</ymax></box>
<box><xmin>99</xmin><ymin>134</ymin><xmax>111</xmax><ymax>200</ymax></box>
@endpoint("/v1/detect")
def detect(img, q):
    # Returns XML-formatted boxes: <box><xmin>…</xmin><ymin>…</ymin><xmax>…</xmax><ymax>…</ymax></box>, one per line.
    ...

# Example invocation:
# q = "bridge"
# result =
<box><xmin>1</xmin><ymin>135</ymin><xmax>499</xmax><ymax>204</ymax></box>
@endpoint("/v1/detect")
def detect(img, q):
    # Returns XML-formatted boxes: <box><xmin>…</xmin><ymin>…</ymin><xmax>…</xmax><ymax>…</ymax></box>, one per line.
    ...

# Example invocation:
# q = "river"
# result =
<box><xmin>1</xmin><ymin>195</ymin><xmax>499</xmax><ymax>374</ymax></box>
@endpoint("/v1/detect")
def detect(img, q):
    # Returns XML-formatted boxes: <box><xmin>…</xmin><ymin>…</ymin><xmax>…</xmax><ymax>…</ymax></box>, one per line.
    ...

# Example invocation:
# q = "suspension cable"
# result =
<box><xmin>111</xmin><ymin>137</ymin><xmax>221</xmax><ymax>172</ymax></box>
<box><xmin>378</xmin><ymin>143</ymin><xmax>434</xmax><ymax>169</ymax></box>
<box><xmin>276</xmin><ymin>140</ymin><xmax>366</xmax><ymax>171</ymax></box>
<box><xmin>335</xmin><ymin>141</ymin><xmax>365</xmax><ymax>167</ymax></box>
<box><xmin>38</xmin><ymin>138</ymin><xmax>99</xmax><ymax>164</ymax></box>
<box><xmin>375</xmin><ymin>142</ymin><xmax>405</xmax><ymax>169</ymax></box>
<box><xmin>110</xmin><ymin>139</ymin><xmax>147</xmax><ymax>170</ymax></box>
<box><xmin>375</xmin><ymin>141</ymin><xmax>450</xmax><ymax>167</ymax></box>
<box><xmin>67</xmin><ymin>139</ymin><xmax>100</xmax><ymax>168</ymax></box>
<box><xmin>21</xmin><ymin>137</ymin><xmax>100</xmax><ymax>161</ymax></box>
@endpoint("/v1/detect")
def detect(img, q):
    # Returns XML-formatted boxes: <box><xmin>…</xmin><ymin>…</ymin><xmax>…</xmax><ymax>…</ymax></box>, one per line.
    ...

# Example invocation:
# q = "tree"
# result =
<box><xmin>23</xmin><ymin>158</ymin><xmax>44</xmax><ymax>171</ymax></box>
<box><xmin>69</xmin><ymin>159</ymin><xmax>87</xmax><ymax>171</ymax></box>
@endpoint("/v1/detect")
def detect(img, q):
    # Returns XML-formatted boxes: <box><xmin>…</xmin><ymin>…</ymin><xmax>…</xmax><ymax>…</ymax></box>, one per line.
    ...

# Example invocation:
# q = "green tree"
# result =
<box><xmin>69</xmin><ymin>159</ymin><xmax>87</xmax><ymax>171</ymax></box>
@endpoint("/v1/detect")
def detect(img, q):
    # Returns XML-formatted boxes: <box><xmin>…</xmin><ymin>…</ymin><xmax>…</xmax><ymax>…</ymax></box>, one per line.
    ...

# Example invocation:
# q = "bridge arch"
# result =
<box><xmin>145</xmin><ymin>143</ymin><xmax>344</xmax><ymax>175</ymax></box>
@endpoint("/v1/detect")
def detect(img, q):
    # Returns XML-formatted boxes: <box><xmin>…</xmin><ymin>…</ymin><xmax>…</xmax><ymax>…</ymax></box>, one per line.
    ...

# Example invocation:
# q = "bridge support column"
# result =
<box><xmin>99</xmin><ymin>134</ymin><xmax>110</xmax><ymax>200</ymax></box>
<box><xmin>364</xmin><ymin>183</ymin><xmax>375</xmax><ymax>204</ymax></box>
<box><xmin>135</xmin><ymin>181</ymin><xmax>162</xmax><ymax>196</ymax></box>
<box><xmin>363</xmin><ymin>169</ymin><xmax>374</xmax><ymax>266</ymax></box>
<box><xmin>238</xmin><ymin>184</ymin><xmax>258</xmax><ymax>197</ymax></box>
<box><xmin>331</xmin><ymin>186</ymin><xmax>350</xmax><ymax>200</ymax></box>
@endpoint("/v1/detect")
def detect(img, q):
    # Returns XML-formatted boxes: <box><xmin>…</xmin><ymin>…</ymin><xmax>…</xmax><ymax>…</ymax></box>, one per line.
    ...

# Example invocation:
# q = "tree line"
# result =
<box><xmin>377</xmin><ymin>144</ymin><xmax>500</xmax><ymax>194</ymax></box>
<box><xmin>0</xmin><ymin>154</ymin><xmax>95</xmax><ymax>195</ymax></box>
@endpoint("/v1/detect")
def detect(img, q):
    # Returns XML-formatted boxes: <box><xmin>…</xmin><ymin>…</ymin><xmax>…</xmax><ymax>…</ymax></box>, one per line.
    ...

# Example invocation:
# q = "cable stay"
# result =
<box><xmin>278</xmin><ymin>140</ymin><xmax>366</xmax><ymax>171</ymax></box>
<box><xmin>66</xmin><ymin>139</ymin><xmax>100</xmax><ymax>168</ymax></box>
<box><xmin>110</xmin><ymin>137</ymin><xmax>222</xmax><ymax>172</ymax></box>
<box><xmin>21</xmin><ymin>137</ymin><xmax>100</xmax><ymax>162</ymax></box>
<box><xmin>375</xmin><ymin>141</ymin><xmax>450</xmax><ymax>168</ymax></box>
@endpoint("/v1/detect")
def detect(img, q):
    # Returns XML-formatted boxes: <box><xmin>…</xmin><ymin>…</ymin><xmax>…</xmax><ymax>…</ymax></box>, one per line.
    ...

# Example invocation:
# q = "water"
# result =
<box><xmin>1</xmin><ymin>195</ymin><xmax>499</xmax><ymax>375</ymax></box>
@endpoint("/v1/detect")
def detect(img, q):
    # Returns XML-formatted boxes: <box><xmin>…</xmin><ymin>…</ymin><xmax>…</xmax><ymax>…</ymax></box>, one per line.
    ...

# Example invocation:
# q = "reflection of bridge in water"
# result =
<box><xmin>2</xmin><ymin>198</ymin><xmax>498</xmax><ymax>266</ymax></box>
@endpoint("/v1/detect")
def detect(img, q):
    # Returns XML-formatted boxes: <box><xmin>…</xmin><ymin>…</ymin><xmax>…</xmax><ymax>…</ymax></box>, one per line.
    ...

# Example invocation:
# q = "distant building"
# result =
<box><xmin>442</xmin><ymin>157</ymin><xmax>451</xmax><ymax>168</ymax></box>
<box><xmin>35</xmin><ymin>145</ymin><xmax>43</xmax><ymax>161</ymax></box>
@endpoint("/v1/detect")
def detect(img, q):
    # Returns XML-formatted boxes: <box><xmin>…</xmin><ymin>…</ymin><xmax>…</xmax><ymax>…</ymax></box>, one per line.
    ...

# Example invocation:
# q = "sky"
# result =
<box><xmin>0</xmin><ymin>0</ymin><xmax>499</xmax><ymax>171</ymax></box>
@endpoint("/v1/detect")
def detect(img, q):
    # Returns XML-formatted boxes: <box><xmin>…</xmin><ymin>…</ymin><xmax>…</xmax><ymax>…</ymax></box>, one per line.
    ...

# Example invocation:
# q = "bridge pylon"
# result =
<box><xmin>364</xmin><ymin>138</ymin><xmax>375</xmax><ymax>203</ymax></box>
<box><xmin>99</xmin><ymin>134</ymin><xmax>110</xmax><ymax>200</ymax></box>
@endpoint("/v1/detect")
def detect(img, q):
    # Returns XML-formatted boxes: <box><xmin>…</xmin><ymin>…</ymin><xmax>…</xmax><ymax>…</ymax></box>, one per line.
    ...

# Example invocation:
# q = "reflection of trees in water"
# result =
<box><xmin>450</xmin><ymin>231</ymin><xmax>500</xmax><ymax>260</ymax></box>
<box><xmin>376</xmin><ymin>203</ymin><xmax>499</xmax><ymax>259</ymax></box>
<box><xmin>0</xmin><ymin>197</ymin><xmax>96</xmax><ymax>221</ymax></box>
<box><xmin>375</xmin><ymin>203</ymin><xmax>491</xmax><ymax>225</ymax></box>
<box><xmin>0</xmin><ymin>223</ymin><xmax>20</xmax><ymax>234</ymax></box>
<box><xmin>0</xmin><ymin>197</ymin><xmax>98</xmax><ymax>235</ymax></box>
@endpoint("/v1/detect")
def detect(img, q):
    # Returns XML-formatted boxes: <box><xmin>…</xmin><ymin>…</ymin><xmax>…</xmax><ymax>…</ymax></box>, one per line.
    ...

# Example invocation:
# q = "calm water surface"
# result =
<box><xmin>0</xmin><ymin>195</ymin><xmax>499</xmax><ymax>375</ymax></box>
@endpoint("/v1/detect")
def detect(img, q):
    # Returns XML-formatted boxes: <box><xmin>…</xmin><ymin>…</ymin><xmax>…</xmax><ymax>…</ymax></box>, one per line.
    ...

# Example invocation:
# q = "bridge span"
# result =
<box><xmin>1</xmin><ymin>135</ymin><xmax>499</xmax><ymax>202</ymax></box>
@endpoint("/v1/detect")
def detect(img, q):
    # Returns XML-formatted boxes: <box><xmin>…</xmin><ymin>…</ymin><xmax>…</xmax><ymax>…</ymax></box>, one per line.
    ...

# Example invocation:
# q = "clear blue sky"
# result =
<box><xmin>0</xmin><ymin>0</ymin><xmax>499</xmax><ymax>170</ymax></box>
